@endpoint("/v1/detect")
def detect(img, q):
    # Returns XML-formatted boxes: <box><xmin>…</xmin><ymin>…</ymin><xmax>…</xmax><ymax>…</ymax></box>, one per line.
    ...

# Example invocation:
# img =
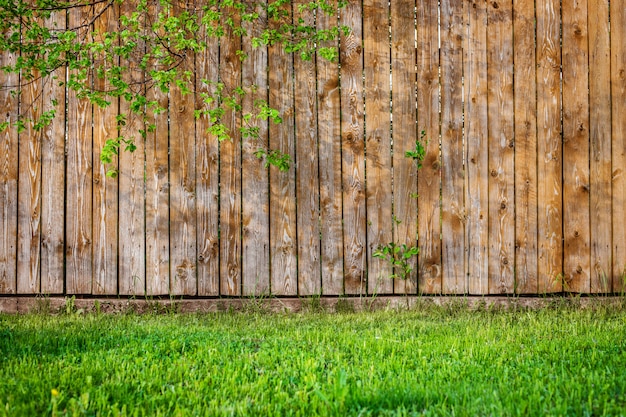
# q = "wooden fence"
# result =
<box><xmin>1</xmin><ymin>0</ymin><xmax>625</xmax><ymax>296</ymax></box>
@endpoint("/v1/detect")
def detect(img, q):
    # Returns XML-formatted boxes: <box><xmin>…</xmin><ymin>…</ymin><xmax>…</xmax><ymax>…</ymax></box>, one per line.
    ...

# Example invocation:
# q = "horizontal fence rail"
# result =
<box><xmin>1</xmin><ymin>0</ymin><xmax>625</xmax><ymax>296</ymax></box>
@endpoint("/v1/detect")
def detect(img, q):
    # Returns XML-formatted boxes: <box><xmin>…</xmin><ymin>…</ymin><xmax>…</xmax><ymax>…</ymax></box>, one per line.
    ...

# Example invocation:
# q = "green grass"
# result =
<box><xmin>1</xmin><ymin>303</ymin><xmax>626</xmax><ymax>416</ymax></box>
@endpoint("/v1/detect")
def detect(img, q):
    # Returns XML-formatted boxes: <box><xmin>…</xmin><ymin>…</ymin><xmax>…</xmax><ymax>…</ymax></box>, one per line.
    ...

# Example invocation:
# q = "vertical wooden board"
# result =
<box><xmin>536</xmin><ymin>0</ymin><xmax>562</xmax><ymax>292</ymax></box>
<box><xmin>562</xmin><ymin>0</ymin><xmax>590</xmax><ymax>293</ymax></box>
<box><xmin>118</xmin><ymin>0</ymin><xmax>145</xmax><ymax>296</ymax></box>
<box><xmin>611</xmin><ymin>2</ymin><xmax>626</xmax><ymax>292</ymax></box>
<box><xmin>219</xmin><ymin>7</ymin><xmax>242</xmax><ymax>296</ymax></box>
<box><xmin>66</xmin><ymin>5</ymin><xmax>93</xmax><ymax>294</ymax></box>
<box><xmin>340</xmin><ymin>0</ymin><xmax>366</xmax><ymax>295</ymax></box>
<box><xmin>364</xmin><ymin>0</ymin><xmax>393</xmax><ymax>295</ymax></box>
<box><xmin>195</xmin><ymin>4</ymin><xmax>219</xmax><ymax>296</ymax></box>
<box><xmin>0</xmin><ymin>47</ymin><xmax>18</xmax><ymax>295</ymax></box>
<box><xmin>513</xmin><ymin>0</ymin><xmax>538</xmax><ymax>294</ymax></box>
<box><xmin>416</xmin><ymin>0</ymin><xmax>441</xmax><ymax>295</ymax></box>
<box><xmin>588</xmin><ymin>0</ymin><xmax>611</xmax><ymax>293</ymax></box>
<box><xmin>293</xmin><ymin>0</ymin><xmax>321</xmax><ymax>296</ymax></box>
<box><xmin>440</xmin><ymin>0</ymin><xmax>465</xmax><ymax>294</ymax></box>
<box><xmin>317</xmin><ymin>1</ymin><xmax>344</xmax><ymax>295</ymax></box>
<box><xmin>17</xmin><ymin>66</ymin><xmax>42</xmax><ymax>294</ymax></box>
<box><xmin>391</xmin><ymin>0</ymin><xmax>418</xmax><ymax>295</ymax></box>
<box><xmin>92</xmin><ymin>1</ymin><xmax>118</xmax><ymax>295</ymax></box>
<box><xmin>169</xmin><ymin>0</ymin><xmax>197</xmax><ymax>296</ymax></box>
<box><xmin>242</xmin><ymin>4</ymin><xmax>270</xmax><ymax>296</ymax></box>
<box><xmin>463</xmin><ymin>0</ymin><xmax>488</xmax><ymax>294</ymax></box>
<box><xmin>487</xmin><ymin>0</ymin><xmax>515</xmax><ymax>294</ymax></box>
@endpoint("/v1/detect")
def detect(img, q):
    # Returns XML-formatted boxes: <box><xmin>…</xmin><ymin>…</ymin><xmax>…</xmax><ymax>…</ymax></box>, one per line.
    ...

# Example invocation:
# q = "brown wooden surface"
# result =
<box><xmin>317</xmin><ymin>1</ymin><xmax>344</xmax><ymax>295</ymax></box>
<box><xmin>463</xmin><ymin>0</ymin><xmax>488</xmax><ymax>294</ymax></box>
<box><xmin>293</xmin><ymin>0</ymin><xmax>321</xmax><ymax>296</ymax></box>
<box><xmin>536</xmin><ymin>0</ymin><xmax>563</xmax><ymax>292</ymax></box>
<box><xmin>487</xmin><ymin>0</ymin><xmax>515</xmax><ymax>294</ymax></box>
<box><xmin>363</xmin><ymin>0</ymin><xmax>393</xmax><ymax>295</ymax></box>
<box><xmin>242</xmin><ymin>2</ymin><xmax>270</xmax><ymax>296</ymax></box>
<box><xmin>440</xmin><ymin>0</ymin><xmax>465</xmax><ymax>294</ymax></box>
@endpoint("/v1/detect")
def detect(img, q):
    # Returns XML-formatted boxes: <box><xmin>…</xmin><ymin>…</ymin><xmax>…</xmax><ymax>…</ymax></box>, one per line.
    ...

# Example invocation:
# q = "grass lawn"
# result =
<box><xmin>1</xmin><ymin>300</ymin><xmax>626</xmax><ymax>416</ymax></box>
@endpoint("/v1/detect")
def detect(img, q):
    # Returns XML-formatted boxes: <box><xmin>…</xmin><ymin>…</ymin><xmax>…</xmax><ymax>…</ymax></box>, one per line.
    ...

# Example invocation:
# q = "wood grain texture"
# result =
<box><xmin>0</xmin><ymin>42</ymin><xmax>18</xmax><ymax>295</ymax></box>
<box><xmin>219</xmin><ymin>7</ymin><xmax>242</xmax><ymax>296</ymax></box>
<box><xmin>416</xmin><ymin>0</ymin><xmax>441</xmax><ymax>295</ymax></box>
<box><xmin>513</xmin><ymin>0</ymin><xmax>538</xmax><ymax>294</ymax></box>
<box><xmin>242</xmin><ymin>3</ymin><xmax>270</xmax><ymax>296</ymax></box>
<box><xmin>66</xmin><ymin>5</ymin><xmax>93</xmax><ymax>294</ymax></box>
<box><xmin>611</xmin><ymin>1</ymin><xmax>626</xmax><ymax>292</ymax></box>
<box><xmin>195</xmin><ymin>4</ymin><xmax>219</xmax><ymax>296</ymax></box>
<box><xmin>390</xmin><ymin>0</ymin><xmax>418</xmax><ymax>295</ymax></box>
<box><xmin>169</xmin><ymin>0</ymin><xmax>197</xmax><ymax>296</ymax></box>
<box><xmin>92</xmin><ymin>1</ymin><xmax>118</xmax><ymax>295</ymax></box>
<box><xmin>463</xmin><ymin>0</ymin><xmax>488</xmax><ymax>295</ymax></box>
<box><xmin>118</xmin><ymin>0</ymin><xmax>145</xmax><ymax>296</ymax></box>
<box><xmin>293</xmin><ymin>0</ymin><xmax>321</xmax><ymax>296</ymax></box>
<box><xmin>317</xmin><ymin>1</ymin><xmax>344</xmax><ymax>295</ymax></box>
<box><xmin>440</xmin><ymin>0</ymin><xmax>466</xmax><ymax>294</ymax></box>
<box><xmin>587</xmin><ymin>0</ymin><xmax>611</xmax><ymax>293</ymax></box>
<box><xmin>487</xmin><ymin>0</ymin><xmax>515</xmax><ymax>294</ymax></box>
<box><xmin>536</xmin><ymin>0</ymin><xmax>563</xmax><ymax>292</ymax></box>
<box><xmin>363</xmin><ymin>0</ymin><xmax>392</xmax><ymax>295</ymax></box>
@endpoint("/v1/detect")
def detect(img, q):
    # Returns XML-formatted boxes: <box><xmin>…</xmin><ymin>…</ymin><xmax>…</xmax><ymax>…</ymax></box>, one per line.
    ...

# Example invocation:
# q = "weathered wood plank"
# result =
<box><xmin>118</xmin><ymin>0</ymin><xmax>145</xmax><ymax>296</ymax></box>
<box><xmin>588</xmin><ymin>0</ymin><xmax>611</xmax><ymax>293</ymax></box>
<box><xmin>219</xmin><ymin>6</ymin><xmax>243</xmax><ymax>296</ymax></box>
<box><xmin>440</xmin><ymin>0</ymin><xmax>465</xmax><ymax>294</ymax></box>
<box><xmin>416</xmin><ymin>0</ymin><xmax>441</xmax><ymax>295</ymax></box>
<box><xmin>611</xmin><ymin>1</ymin><xmax>626</xmax><ymax>292</ymax></box>
<box><xmin>293</xmin><ymin>0</ymin><xmax>321</xmax><ymax>296</ymax></box>
<box><xmin>317</xmin><ymin>1</ymin><xmax>344</xmax><ymax>295</ymax></box>
<box><xmin>487</xmin><ymin>0</ymin><xmax>515</xmax><ymax>294</ymax></box>
<box><xmin>195</xmin><ymin>3</ymin><xmax>219</xmax><ymax>296</ymax></box>
<box><xmin>92</xmin><ymin>1</ymin><xmax>118</xmax><ymax>295</ymax></box>
<box><xmin>0</xmin><ymin>41</ymin><xmax>18</xmax><ymax>295</ymax></box>
<box><xmin>513</xmin><ymin>0</ymin><xmax>538</xmax><ymax>294</ymax></box>
<box><xmin>268</xmin><ymin>3</ymin><xmax>297</xmax><ymax>296</ymax></box>
<box><xmin>463</xmin><ymin>0</ymin><xmax>488</xmax><ymax>294</ymax></box>
<box><xmin>169</xmin><ymin>0</ymin><xmax>197</xmax><ymax>296</ymax></box>
<box><xmin>242</xmin><ymin>2</ymin><xmax>270</xmax><ymax>296</ymax></box>
<box><xmin>536</xmin><ymin>0</ymin><xmax>563</xmax><ymax>292</ymax></box>
<box><xmin>562</xmin><ymin>0</ymin><xmax>590</xmax><ymax>293</ymax></box>
<box><xmin>364</xmin><ymin>0</ymin><xmax>392</xmax><ymax>295</ymax></box>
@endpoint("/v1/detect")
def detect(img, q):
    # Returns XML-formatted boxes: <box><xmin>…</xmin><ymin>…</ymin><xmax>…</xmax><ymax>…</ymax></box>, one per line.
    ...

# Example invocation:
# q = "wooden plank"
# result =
<box><xmin>562</xmin><ymin>0</ymin><xmax>590</xmax><ymax>293</ymax></box>
<box><xmin>588</xmin><ymin>0</ymin><xmax>611</xmax><ymax>293</ymax></box>
<box><xmin>66</xmin><ymin>4</ymin><xmax>93</xmax><ymax>294</ymax></box>
<box><xmin>416</xmin><ymin>0</ymin><xmax>441</xmax><ymax>295</ymax></box>
<box><xmin>487</xmin><ymin>0</ymin><xmax>515</xmax><ymax>294</ymax></box>
<box><xmin>17</xmin><ymin>55</ymin><xmax>42</xmax><ymax>294</ymax></box>
<box><xmin>92</xmin><ymin>1</ymin><xmax>118</xmax><ymax>295</ymax></box>
<box><xmin>611</xmin><ymin>1</ymin><xmax>626</xmax><ymax>292</ymax></box>
<box><xmin>440</xmin><ymin>0</ymin><xmax>465</xmax><ymax>294</ymax></box>
<box><xmin>241</xmin><ymin>2</ymin><xmax>270</xmax><ymax>296</ymax></box>
<box><xmin>340</xmin><ymin>0</ymin><xmax>366</xmax><ymax>295</ymax></box>
<box><xmin>118</xmin><ymin>0</ymin><xmax>145</xmax><ymax>296</ymax></box>
<box><xmin>317</xmin><ymin>1</ymin><xmax>344</xmax><ymax>295</ymax></box>
<box><xmin>268</xmin><ymin>7</ymin><xmax>297</xmax><ymax>296</ymax></box>
<box><xmin>391</xmin><ymin>0</ymin><xmax>418</xmax><ymax>295</ymax></box>
<box><xmin>169</xmin><ymin>0</ymin><xmax>197</xmax><ymax>296</ymax></box>
<box><xmin>463</xmin><ymin>0</ymin><xmax>488</xmax><ymax>294</ymax></box>
<box><xmin>363</xmin><ymin>0</ymin><xmax>393</xmax><ymax>295</ymax></box>
<box><xmin>219</xmin><ymin>5</ymin><xmax>243</xmax><ymax>296</ymax></box>
<box><xmin>0</xmin><ymin>41</ymin><xmax>18</xmax><ymax>295</ymax></box>
<box><xmin>536</xmin><ymin>0</ymin><xmax>562</xmax><ymax>293</ymax></box>
<box><xmin>40</xmin><ymin>10</ymin><xmax>66</xmax><ymax>295</ymax></box>
<box><xmin>513</xmin><ymin>0</ymin><xmax>538</xmax><ymax>294</ymax></box>
<box><xmin>195</xmin><ymin>3</ymin><xmax>219</xmax><ymax>296</ymax></box>
<box><xmin>293</xmin><ymin>0</ymin><xmax>321</xmax><ymax>296</ymax></box>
